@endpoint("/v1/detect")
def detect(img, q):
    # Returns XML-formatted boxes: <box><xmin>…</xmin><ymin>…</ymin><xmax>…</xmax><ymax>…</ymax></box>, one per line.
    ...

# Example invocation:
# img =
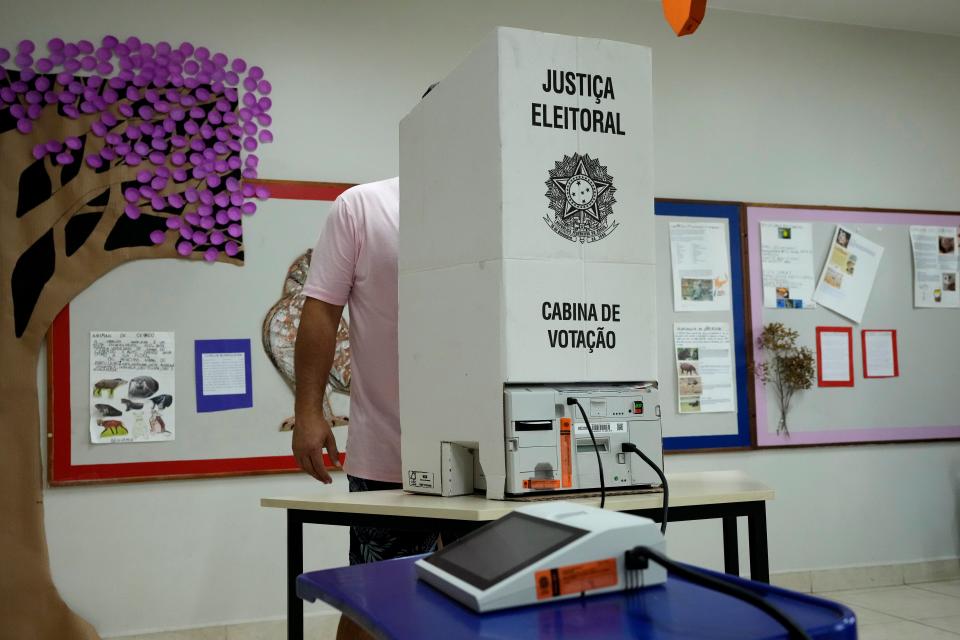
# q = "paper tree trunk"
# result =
<box><xmin>0</xmin><ymin>35</ymin><xmax>272</xmax><ymax>637</ymax></box>
<box><xmin>0</xmin><ymin>120</ymin><xmax>183</xmax><ymax>638</ymax></box>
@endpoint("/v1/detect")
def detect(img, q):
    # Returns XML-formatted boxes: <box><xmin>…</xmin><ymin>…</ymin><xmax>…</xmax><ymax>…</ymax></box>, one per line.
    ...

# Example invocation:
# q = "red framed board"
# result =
<box><xmin>47</xmin><ymin>180</ymin><xmax>354</xmax><ymax>485</ymax></box>
<box><xmin>861</xmin><ymin>329</ymin><xmax>899</xmax><ymax>379</ymax></box>
<box><xmin>815</xmin><ymin>326</ymin><xmax>854</xmax><ymax>388</ymax></box>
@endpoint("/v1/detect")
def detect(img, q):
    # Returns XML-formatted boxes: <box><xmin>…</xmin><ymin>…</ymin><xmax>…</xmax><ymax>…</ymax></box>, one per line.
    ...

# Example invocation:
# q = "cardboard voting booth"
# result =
<box><xmin>400</xmin><ymin>27</ymin><xmax>656</xmax><ymax>499</ymax></box>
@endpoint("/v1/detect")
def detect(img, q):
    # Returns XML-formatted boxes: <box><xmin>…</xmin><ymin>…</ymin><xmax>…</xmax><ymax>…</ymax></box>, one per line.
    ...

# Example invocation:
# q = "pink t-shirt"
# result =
<box><xmin>302</xmin><ymin>177</ymin><xmax>400</xmax><ymax>483</ymax></box>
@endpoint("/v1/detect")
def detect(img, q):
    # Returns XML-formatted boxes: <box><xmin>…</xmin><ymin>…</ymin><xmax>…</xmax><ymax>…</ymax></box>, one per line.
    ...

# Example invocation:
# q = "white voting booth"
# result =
<box><xmin>399</xmin><ymin>27</ymin><xmax>657</xmax><ymax>500</ymax></box>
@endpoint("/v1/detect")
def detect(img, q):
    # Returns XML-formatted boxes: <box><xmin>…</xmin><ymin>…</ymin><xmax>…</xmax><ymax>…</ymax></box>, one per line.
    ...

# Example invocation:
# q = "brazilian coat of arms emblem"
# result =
<box><xmin>544</xmin><ymin>153</ymin><xmax>618</xmax><ymax>243</ymax></box>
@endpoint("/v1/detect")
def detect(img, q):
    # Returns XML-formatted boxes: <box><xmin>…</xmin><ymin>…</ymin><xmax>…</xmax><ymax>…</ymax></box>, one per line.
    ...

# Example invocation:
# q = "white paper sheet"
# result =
<box><xmin>819</xmin><ymin>331</ymin><xmax>852</xmax><ymax>383</ymax></box>
<box><xmin>863</xmin><ymin>331</ymin><xmax>896</xmax><ymax>378</ymax></box>
<box><xmin>669</xmin><ymin>222</ymin><xmax>731</xmax><ymax>312</ymax></box>
<box><xmin>909</xmin><ymin>225</ymin><xmax>959</xmax><ymax>308</ymax></box>
<box><xmin>812</xmin><ymin>226</ymin><xmax>883</xmax><ymax>323</ymax></box>
<box><xmin>673</xmin><ymin>322</ymin><xmax>736</xmax><ymax>414</ymax></box>
<box><xmin>760</xmin><ymin>222</ymin><xmax>817</xmax><ymax>309</ymax></box>
<box><xmin>89</xmin><ymin>331</ymin><xmax>176</xmax><ymax>444</ymax></box>
<box><xmin>201</xmin><ymin>352</ymin><xmax>247</xmax><ymax>396</ymax></box>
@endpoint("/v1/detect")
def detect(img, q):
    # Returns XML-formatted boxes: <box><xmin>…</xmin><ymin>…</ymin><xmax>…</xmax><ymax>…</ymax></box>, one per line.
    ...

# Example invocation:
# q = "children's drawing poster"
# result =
<box><xmin>89</xmin><ymin>331</ymin><xmax>176</xmax><ymax>444</ymax></box>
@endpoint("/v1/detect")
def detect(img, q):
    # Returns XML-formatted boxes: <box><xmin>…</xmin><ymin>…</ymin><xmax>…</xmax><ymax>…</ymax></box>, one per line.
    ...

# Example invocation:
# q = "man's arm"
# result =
<box><xmin>293</xmin><ymin>297</ymin><xmax>344</xmax><ymax>483</ymax></box>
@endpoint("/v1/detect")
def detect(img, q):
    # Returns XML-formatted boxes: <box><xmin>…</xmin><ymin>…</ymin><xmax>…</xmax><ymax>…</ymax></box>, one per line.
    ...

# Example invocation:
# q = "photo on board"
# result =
<box><xmin>836</xmin><ymin>227</ymin><xmax>851</xmax><ymax>248</ymax></box>
<box><xmin>939</xmin><ymin>235</ymin><xmax>955</xmax><ymax>254</ymax></box>
<box><xmin>824</xmin><ymin>268</ymin><xmax>844</xmax><ymax>289</ymax></box>
<box><xmin>678</xmin><ymin>376</ymin><xmax>703</xmax><ymax>395</ymax></box>
<box><xmin>679</xmin><ymin>396</ymin><xmax>702</xmax><ymax>413</ymax></box>
<box><xmin>676</xmin><ymin>347</ymin><xmax>699</xmax><ymax>362</ymax></box>
<box><xmin>681</xmin><ymin>277</ymin><xmax>714</xmax><ymax>302</ymax></box>
<box><xmin>943</xmin><ymin>272</ymin><xmax>957</xmax><ymax>292</ymax></box>
<box><xmin>677</xmin><ymin>361</ymin><xmax>699</xmax><ymax>377</ymax></box>
<box><xmin>829</xmin><ymin>247</ymin><xmax>848</xmax><ymax>269</ymax></box>
<box><xmin>845</xmin><ymin>254</ymin><xmax>857</xmax><ymax>275</ymax></box>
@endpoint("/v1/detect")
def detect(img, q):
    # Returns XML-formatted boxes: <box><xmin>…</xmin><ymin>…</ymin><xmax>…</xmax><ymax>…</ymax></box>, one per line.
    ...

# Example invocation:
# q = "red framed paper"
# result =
<box><xmin>815</xmin><ymin>326</ymin><xmax>854</xmax><ymax>387</ymax></box>
<box><xmin>861</xmin><ymin>330</ymin><xmax>899</xmax><ymax>379</ymax></box>
<box><xmin>47</xmin><ymin>180</ymin><xmax>355</xmax><ymax>485</ymax></box>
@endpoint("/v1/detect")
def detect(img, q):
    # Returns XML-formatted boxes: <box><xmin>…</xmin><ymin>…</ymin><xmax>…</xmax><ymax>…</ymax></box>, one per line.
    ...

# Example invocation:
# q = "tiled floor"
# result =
<box><xmin>818</xmin><ymin>580</ymin><xmax>960</xmax><ymax>639</ymax></box>
<box><xmin>109</xmin><ymin>614</ymin><xmax>340</xmax><ymax>640</ymax></box>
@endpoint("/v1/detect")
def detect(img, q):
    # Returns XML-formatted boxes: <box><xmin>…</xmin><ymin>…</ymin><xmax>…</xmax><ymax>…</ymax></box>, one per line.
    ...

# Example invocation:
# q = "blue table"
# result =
<box><xmin>298</xmin><ymin>556</ymin><xmax>856</xmax><ymax>639</ymax></box>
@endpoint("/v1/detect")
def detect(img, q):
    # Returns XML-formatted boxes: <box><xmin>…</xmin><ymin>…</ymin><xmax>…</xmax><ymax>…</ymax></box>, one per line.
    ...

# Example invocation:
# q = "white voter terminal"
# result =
<box><xmin>415</xmin><ymin>502</ymin><xmax>666</xmax><ymax>612</ymax></box>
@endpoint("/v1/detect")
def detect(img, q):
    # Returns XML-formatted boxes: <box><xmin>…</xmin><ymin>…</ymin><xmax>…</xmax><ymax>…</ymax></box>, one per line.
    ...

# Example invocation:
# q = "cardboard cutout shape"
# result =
<box><xmin>262</xmin><ymin>249</ymin><xmax>351</xmax><ymax>431</ymax></box>
<box><xmin>663</xmin><ymin>0</ymin><xmax>708</xmax><ymax>36</ymax></box>
<box><xmin>0</xmin><ymin>36</ymin><xmax>273</xmax><ymax>639</ymax></box>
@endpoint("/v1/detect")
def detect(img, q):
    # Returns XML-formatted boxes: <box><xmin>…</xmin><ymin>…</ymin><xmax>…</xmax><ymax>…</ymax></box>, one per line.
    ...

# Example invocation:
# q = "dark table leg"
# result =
<box><xmin>288</xmin><ymin>510</ymin><xmax>304</xmax><ymax>640</ymax></box>
<box><xmin>746</xmin><ymin>502</ymin><xmax>770</xmax><ymax>583</ymax></box>
<box><xmin>722</xmin><ymin>516</ymin><xmax>740</xmax><ymax>576</ymax></box>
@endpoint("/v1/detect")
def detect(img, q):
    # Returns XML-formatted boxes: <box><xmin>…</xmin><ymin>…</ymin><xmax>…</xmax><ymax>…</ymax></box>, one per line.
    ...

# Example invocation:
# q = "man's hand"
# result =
<box><xmin>294</xmin><ymin>297</ymin><xmax>345</xmax><ymax>484</ymax></box>
<box><xmin>292</xmin><ymin>414</ymin><xmax>341</xmax><ymax>483</ymax></box>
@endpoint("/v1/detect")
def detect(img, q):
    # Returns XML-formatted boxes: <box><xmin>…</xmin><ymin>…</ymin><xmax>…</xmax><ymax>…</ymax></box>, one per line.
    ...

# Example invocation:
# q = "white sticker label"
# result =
<box><xmin>407</xmin><ymin>470</ymin><xmax>435</xmax><ymax>488</ymax></box>
<box><xmin>575</xmin><ymin>421</ymin><xmax>627</xmax><ymax>433</ymax></box>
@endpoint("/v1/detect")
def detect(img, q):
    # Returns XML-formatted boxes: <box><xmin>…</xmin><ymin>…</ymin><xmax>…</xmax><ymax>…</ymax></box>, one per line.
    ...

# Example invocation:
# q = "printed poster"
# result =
<box><xmin>669</xmin><ymin>221</ymin><xmax>731</xmax><ymax>312</ymax></box>
<box><xmin>89</xmin><ymin>331</ymin><xmax>175</xmax><ymax>444</ymax></box>
<box><xmin>862</xmin><ymin>330</ymin><xmax>899</xmax><ymax>378</ymax></box>
<box><xmin>673</xmin><ymin>322</ymin><xmax>736</xmax><ymax>414</ymax></box>
<box><xmin>812</xmin><ymin>225</ymin><xmax>883</xmax><ymax>323</ymax></box>
<box><xmin>194</xmin><ymin>338</ymin><xmax>254</xmax><ymax>412</ymax></box>
<box><xmin>816</xmin><ymin>327</ymin><xmax>854</xmax><ymax>387</ymax></box>
<box><xmin>760</xmin><ymin>222</ymin><xmax>817</xmax><ymax>309</ymax></box>
<box><xmin>909</xmin><ymin>226</ymin><xmax>958</xmax><ymax>308</ymax></box>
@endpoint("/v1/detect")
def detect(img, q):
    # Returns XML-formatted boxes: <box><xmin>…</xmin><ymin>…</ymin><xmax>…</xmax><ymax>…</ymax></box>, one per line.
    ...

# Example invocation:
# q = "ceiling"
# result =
<box><xmin>696</xmin><ymin>0</ymin><xmax>960</xmax><ymax>37</ymax></box>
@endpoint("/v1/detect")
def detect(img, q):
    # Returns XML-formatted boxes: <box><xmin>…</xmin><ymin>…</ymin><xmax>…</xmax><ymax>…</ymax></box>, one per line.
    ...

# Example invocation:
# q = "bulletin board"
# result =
<box><xmin>655</xmin><ymin>200</ymin><xmax>752</xmax><ymax>452</ymax></box>
<box><xmin>47</xmin><ymin>181</ymin><xmax>353</xmax><ymax>485</ymax></box>
<box><xmin>49</xmin><ymin>190</ymin><xmax>790</xmax><ymax>486</ymax></box>
<box><xmin>744</xmin><ymin>204</ymin><xmax>960</xmax><ymax>448</ymax></box>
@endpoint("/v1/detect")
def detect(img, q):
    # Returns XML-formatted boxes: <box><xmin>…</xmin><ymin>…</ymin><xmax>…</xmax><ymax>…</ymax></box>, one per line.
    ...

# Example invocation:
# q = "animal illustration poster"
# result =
<box><xmin>89</xmin><ymin>331</ymin><xmax>175</xmax><ymax>443</ymax></box>
<box><xmin>669</xmin><ymin>221</ymin><xmax>731</xmax><ymax>312</ymax></box>
<box><xmin>673</xmin><ymin>322</ymin><xmax>735</xmax><ymax>414</ymax></box>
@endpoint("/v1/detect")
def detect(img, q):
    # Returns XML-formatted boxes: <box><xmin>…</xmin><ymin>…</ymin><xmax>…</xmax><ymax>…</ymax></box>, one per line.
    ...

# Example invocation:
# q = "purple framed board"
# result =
<box><xmin>745</xmin><ymin>205</ymin><xmax>960</xmax><ymax>447</ymax></box>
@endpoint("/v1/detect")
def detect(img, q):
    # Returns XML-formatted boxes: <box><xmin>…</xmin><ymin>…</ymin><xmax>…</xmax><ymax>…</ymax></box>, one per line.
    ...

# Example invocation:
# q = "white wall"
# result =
<box><xmin>6</xmin><ymin>0</ymin><xmax>959</xmax><ymax>635</ymax></box>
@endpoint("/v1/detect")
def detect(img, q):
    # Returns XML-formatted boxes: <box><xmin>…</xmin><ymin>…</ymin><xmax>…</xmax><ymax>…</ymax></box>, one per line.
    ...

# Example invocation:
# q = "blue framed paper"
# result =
<box><xmin>655</xmin><ymin>200</ymin><xmax>752</xmax><ymax>451</ymax></box>
<box><xmin>194</xmin><ymin>339</ymin><xmax>254</xmax><ymax>413</ymax></box>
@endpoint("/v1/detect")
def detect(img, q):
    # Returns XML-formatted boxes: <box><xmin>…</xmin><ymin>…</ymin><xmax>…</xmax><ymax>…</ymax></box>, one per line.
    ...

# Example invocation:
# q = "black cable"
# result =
<box><xmin>631</xmin><ymin>546</ymin><xmax>812</xmax><ymax>640</ymax></box>
<box><xmin>567</xmin><ymin>398</ymin><xmax>605</xmax><ymax>509</ymax></box>
<box><xmin>622</xmin><ymin>443</ymin><xmax>668</xmax><ymax>535</ymax></box>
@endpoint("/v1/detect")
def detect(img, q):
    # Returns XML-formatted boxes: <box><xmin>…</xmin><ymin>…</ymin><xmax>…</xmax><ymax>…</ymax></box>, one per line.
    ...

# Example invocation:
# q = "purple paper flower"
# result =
<box><xmin>1</xmin><ymin>35</ymin><xmax>274</xmax><ymax>261</ymax></box>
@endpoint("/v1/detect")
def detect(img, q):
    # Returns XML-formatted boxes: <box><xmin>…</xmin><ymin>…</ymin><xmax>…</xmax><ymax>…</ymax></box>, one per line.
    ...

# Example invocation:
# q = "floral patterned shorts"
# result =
<box><xmin>347</xmin><ymin>475</ymin><xmax>440</xmax><ymax>565</ymax></box>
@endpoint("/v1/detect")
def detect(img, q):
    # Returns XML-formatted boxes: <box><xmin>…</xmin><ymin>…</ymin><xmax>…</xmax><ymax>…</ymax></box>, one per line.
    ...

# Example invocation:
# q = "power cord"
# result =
<box><xmin>621</xmin><ymin>443</ymin><xmax>668</xmax><ymax>535</ymax></box>
<box><xmin>567</xmin><ymin>397</ymin><xmax>605</xmax><ymax>508</ymax></box>
<box><xmin>626</xmin><ymin>546</ymin><xmax>812</xmax><ymax>640</ymax></box>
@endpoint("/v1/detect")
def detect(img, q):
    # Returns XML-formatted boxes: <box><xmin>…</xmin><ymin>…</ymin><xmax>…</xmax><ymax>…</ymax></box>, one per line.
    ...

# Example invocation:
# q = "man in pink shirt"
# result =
<box><xmin>295</xmin><ymin>176</ymin><xmax>438</xmax><ymax>637</ymax></box>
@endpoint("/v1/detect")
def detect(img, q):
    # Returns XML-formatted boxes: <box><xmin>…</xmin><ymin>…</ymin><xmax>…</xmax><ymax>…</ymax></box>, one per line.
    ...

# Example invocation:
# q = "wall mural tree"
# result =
<box><xmin>0</xmin><ymin>36</ymin><xmax>273</xmax><ymax>639</ymax></box>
